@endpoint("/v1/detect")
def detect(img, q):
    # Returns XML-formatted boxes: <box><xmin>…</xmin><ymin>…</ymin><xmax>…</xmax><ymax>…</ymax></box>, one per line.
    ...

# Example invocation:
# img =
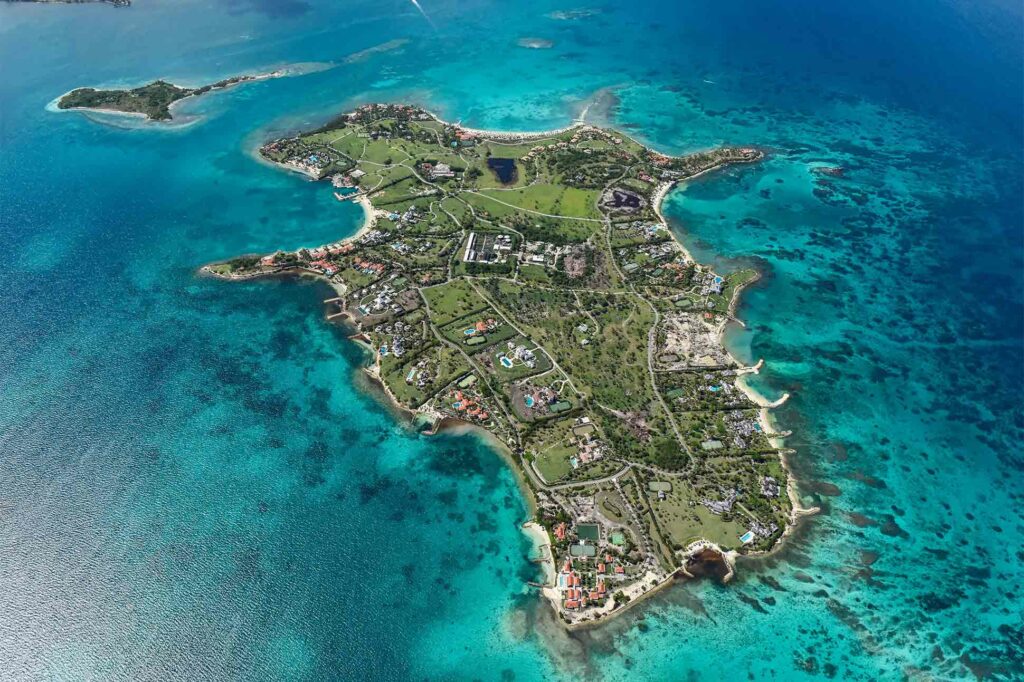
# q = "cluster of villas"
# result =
<box><xmin>383</xmin><ymin>206</ymin><xmax>423</xmax><ymax>227</ymax></box>
<box><xmin>620</xmin><ymin>240</ymin><xmax>691</xmax><ymax>279</ymax></box>
<box><xmin>420</xmin><ymin>162</ymin><xmax>456</xmax><ymax>180</ymax></box>
<box><xmin>442</xmin><ymin>379</ymin><xmax>494</xmax><ymax>425</ymax></box>
<box><xmin>557</xmin><ymin>558</ymin><xmax>610</xmax><ymax>610</ymax></box>
<box><xmin>261</xmin><ymin>140</ymin><xmax>340</xmax><ymax>177</ymax></box>
<box><xmin>552</xmin><ymin>524</ymin><xmax>635</xmax><ymax>612</ymax></box>
<box><xmin>462</xmin><ymin>317</ymin><xmax>500</xmax><ymax>346</ymax></box>
<box><xmin>520</xmin><ymin>240</ymin><xmax>572</xmax><ymax>268</ymax></box>
<box><xmin>517</xmin><ymin>125</ymin><xmax>627</xmax><ymax>165</ymax></box>
<box><xmin>721</xmin><ymin>410</ymin><xmax>766</xmax><ymax>449</ymax></box>
<box><xmin>515</xmin><ymin>383</ymin><xmax>571</xmax><ymax>418</ymax></box>
<box><xmin>355</xmin><ymin>277</ymin><xmax>411</xmax><ymax>319</ymax></box>
<box><xmin>351</xmin><ymin>258</ymin><xmax>387</xmax><ymax>277</ymax></box>
<box><xmin>373</xmin><ymin>319</ymin><xmax>415</xmax><ymax>359</ymax></box>
<box><xmin>698</xmin><ymin>481</ymin><xmax>781</xmax><ymax>546</ymax></box>
<box><xmin>497</xmin><ymin>342</ymin><xmax>537</xmax><ymax>370</ymax></box>
<box><xmin>695</xmin><ymin>410</ymin><xmax>765</xmax><ymax>452</ymax></box>
<box><xmin>573</xmin><ymin>437</ymin><xmax>606</xmax><ymax>468</ymax></box>
<box><xmin>403</xmin><ymin>355</ymin><xmax>436</xmax><ymax>391</ymax></box>
<box><xmin>615</xmin><ymin>220</ymin><xmax>667</xmax><ymax>241</ymax></box>
<box><xmin>695</xmin><ymin>270</ymin><xmax>726</xmax><ymax>296</ymax></box>
<box><xmin>260</xmin><ymin>242</ymin><xmax>353</xmax><ymax>269</ymax></box>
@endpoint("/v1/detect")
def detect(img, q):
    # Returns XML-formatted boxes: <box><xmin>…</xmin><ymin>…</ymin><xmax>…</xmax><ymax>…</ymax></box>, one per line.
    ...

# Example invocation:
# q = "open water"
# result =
<box><xmin>0</xmin><ymin>0</ymin><xmax>1021</xmax><ymax>679</ymax></box>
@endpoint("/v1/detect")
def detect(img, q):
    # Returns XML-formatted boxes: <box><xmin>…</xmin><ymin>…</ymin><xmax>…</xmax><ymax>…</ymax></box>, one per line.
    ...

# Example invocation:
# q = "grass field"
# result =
<box><xmin>472</xmin><ymin>184</ymin><xmax>601</xmax><ymax>220</ymax></box>
<box><xmin>525</xmin><ymin>417</ymin><xmax>578</xmax><ymax>483</ymax></box>
<box><xmin>420</xmin><ymin>279</ymin><xmax>490</xmax><ymax>326</ymax></box>
<box><xmin>649</xmin><ymin>481</ymin><xmax>748</xmax><ymax>551</ymax></box>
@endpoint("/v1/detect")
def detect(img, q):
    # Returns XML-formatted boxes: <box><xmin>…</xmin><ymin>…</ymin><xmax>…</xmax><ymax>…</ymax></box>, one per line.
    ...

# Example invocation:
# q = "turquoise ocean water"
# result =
<box><xmin>0</xmin><ymin>0</ymin><xmax>1021</xmax><ymax>679</ymax></box>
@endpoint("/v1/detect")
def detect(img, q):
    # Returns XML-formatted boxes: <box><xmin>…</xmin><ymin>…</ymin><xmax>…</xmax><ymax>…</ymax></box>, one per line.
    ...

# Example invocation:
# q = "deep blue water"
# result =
<box><xmin>0</xmin><ymin>0</ymin><xmax>1021</xmax><ymax>679</ymax></box>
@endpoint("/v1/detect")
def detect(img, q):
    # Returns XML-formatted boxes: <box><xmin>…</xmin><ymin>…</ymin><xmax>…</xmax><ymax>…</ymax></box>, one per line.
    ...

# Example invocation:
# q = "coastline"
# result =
<box><xmin>652</xmin><ymin>175</ymin><xmax>816</xmax><ymax>560</ymax></box>
<box><xmin>203</xmin><ymin>111</ymin><xmax>804</xmax><ymax>629</ymax></box>
<box><xmin>427</xmin><ymin>417</ymin><xmax>539</xmax><ymax>519</ymax></box>
<box><xmin>522</xmin><ymin>521</ymin><xmax>555</xmax><ymax>587</ymax></box>
<box><xmin>419</xmin><ymin>106</ymin><xmax>586</xmax><ymax>141</ymax></box>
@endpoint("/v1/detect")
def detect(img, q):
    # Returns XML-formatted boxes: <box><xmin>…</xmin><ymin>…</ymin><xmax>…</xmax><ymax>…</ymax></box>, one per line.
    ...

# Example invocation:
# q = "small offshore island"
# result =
<box><xmin>57</xmin><ymin>72</ymin><xmax>282</xmax><ymax>121</ymax></box>
<box><xmin>206</xmin><ymin>104</ymin><xmax>804</xmax><ymax>627</ymax></box>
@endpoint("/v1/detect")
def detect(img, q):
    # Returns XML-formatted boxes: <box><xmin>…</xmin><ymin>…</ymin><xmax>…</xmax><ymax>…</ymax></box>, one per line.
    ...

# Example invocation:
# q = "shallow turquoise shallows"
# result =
<box><xmin>0</xmin><ymin>0</ymin><xmax>1021</xmax><ymax>679</ymax></box>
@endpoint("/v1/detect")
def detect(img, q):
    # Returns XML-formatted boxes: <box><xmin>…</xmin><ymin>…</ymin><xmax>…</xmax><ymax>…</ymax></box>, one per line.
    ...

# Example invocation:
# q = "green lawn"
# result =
<box><xmin>473</xmin><ymin>184</ymin><xmax>601</xmax><ymax>220</ymax></box>
<box><xmin>649</xmin><ymin>482</ymin><xmax>748</xmax><ymax>551</ymax></box>
<box><xmin>535</xmin><ymin>443</ymin><xmax>575</xmax><ymax>483</ymax></box>
<box><xmin>420</xmin><ymin>279</ymin><xmax>490</xmax><ymax>326</ymax></box>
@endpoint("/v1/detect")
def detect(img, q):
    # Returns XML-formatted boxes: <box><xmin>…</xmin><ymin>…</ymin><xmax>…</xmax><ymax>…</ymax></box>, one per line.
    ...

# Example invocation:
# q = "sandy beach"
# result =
<box><xmin>521</xmin><ymin>522</ymin><xmax>555</xmax><ymax>586</ymax></box>
<box><xmin>419</xmin><ymin>106</ymin><xmax>586</xmax><ymax>141</ymax></box>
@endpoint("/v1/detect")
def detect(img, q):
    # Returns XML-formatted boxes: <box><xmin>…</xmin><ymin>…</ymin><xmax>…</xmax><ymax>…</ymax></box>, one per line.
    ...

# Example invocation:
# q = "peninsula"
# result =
<box><xmin>206</xmin><ymin>104</ymin><xmax>801</xmax><ymax>627</ymax></box>
<box><xmin>57</xmin><ymin>72</ymin><xmax>283</xmax><ymax>121</ymax></box>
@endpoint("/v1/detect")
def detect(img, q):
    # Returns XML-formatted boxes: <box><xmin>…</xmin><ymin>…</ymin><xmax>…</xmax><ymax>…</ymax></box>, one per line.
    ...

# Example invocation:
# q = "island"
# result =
<box><xmin>205</xmin><ymin>104</ymin><xmax>807</xmax><ymax>627</ymax></box>
<box><xmin>57</xmin><ymin>72</ymin><xmax>283</xmax><ymax>121</ymax></box>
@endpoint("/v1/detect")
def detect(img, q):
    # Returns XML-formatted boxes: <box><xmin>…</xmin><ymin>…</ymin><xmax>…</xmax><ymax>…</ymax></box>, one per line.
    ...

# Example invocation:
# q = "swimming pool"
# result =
<box><xmin>463</xmin><ymin>328</ymin><xmax>476</xmax><ymax>335</ymax></box>
<box><xmin>524</xmin><ymin>394</ymin><xmax>535</xmax><ymax>408</ymax></box>
<box><xmin>740</xmin><ymin>531</ymin><xmax>755</xmax><ymax>544</ymax></box>
<box><xmin>500</xmin><ymin>356</ymin><xmax>513</xmax><ymax>368</ymax></box>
